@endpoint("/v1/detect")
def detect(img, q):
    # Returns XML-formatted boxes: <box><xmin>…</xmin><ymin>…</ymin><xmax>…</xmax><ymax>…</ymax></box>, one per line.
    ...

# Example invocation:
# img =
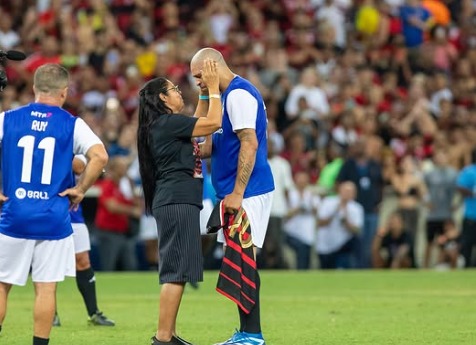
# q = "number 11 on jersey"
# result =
<box><xmin>17</xmin><ymin>135</ymin><xmax>56</xmax><ymax>185</ymax></box>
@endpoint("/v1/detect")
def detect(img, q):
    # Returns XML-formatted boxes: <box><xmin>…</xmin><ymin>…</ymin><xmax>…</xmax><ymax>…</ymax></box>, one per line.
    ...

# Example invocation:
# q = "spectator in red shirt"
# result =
<box><xmin>94</xmin><ymin>156</ymin><xmax>142</xmax><ymax>271</ymax></box>
<box><xmin>23</xmin><ymin>36</ymin><xmax>61</xmax><ymax>75</ymax></box>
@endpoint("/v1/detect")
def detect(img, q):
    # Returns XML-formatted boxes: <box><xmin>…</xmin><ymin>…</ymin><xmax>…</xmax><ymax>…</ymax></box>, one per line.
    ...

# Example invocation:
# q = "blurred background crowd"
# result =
<box><xmin>1</xmin><ymin>0</ymin><xmax>476</xmax><ymax>271</ymax></box>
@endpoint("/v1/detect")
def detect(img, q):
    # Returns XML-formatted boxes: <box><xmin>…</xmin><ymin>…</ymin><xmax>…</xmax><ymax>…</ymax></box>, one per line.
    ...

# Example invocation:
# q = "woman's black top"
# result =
<box><xmin>149</xmin><ymin>113</ymin><xmax>203</xmax><ymax>209</ymax></box>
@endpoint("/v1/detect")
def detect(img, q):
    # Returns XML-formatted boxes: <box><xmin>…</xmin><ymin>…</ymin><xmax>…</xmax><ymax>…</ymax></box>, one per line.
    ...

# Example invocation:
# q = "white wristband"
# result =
<box><xmin>209</xmin><ymin>94</ymin><xmax>220</xmax><ymax>99</ymax></box>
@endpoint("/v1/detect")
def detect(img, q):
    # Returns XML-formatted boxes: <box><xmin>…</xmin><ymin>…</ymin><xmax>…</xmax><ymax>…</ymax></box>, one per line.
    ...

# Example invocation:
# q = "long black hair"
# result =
<box><xmin>137</xmin><ymin>77</ymin><xmax>172</xmax><ymax>214</ymax></box>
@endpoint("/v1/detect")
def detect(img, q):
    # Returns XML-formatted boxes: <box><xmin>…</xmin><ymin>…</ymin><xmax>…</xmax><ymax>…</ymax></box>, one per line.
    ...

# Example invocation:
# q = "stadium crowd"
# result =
<box><xmin>1</xmin><ymin>0</ymin><xmax>476</xmax><ymax>271</ymax></box>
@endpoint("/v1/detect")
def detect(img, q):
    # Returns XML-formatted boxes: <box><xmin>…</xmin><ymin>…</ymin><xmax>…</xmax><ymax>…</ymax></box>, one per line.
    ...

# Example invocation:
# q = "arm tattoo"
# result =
<box><xmin>236</xmin><ymin>129</ymin><xmax>258</xmax><ymax>191</ymax></box>
<box><xmin>238</xmin><ymin>153</ymin><xmax>253</xmax><ymax>187</ymax></box>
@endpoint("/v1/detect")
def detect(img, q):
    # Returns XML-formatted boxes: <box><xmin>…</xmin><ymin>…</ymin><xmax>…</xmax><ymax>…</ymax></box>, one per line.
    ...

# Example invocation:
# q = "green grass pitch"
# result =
<box><xmin>1</xmin><ymin>270</ymin><xmax>475</xmax><ymax>344</ymax></box>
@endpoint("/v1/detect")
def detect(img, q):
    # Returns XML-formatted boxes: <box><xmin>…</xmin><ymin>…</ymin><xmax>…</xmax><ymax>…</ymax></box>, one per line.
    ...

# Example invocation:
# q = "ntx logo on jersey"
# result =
<box><xmin>15</xmin><ymin>188</ymin><xmax>49</xmax><ymax>200</ymax></box>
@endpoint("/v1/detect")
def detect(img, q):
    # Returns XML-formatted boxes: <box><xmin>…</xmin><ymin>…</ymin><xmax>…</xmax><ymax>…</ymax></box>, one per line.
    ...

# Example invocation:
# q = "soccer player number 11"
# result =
<box><xmin>17</xmin><ymin>135</ymin><xmax>56</xmax><ymax>185</ymax></box>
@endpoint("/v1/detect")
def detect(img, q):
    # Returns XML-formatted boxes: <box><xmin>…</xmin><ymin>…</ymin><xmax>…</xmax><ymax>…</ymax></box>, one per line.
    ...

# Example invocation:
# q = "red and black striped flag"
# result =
<box><xmin>207</xmin><ymin>201</ymin><xmax>257</xmax><ymax>314</ymax></box>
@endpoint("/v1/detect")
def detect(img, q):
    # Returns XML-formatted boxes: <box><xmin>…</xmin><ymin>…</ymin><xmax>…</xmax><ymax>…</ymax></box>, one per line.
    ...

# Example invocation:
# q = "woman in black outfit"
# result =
<box><xmin>137</xmin><ymin>59</ymin><xmax>221</xmax><ymax>345</ymax></box>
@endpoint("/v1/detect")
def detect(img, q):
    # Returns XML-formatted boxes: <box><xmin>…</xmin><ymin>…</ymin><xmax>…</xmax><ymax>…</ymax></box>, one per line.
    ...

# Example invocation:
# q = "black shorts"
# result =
<box><xmin>153</xmin><ymin>204</ymin><xmax>203</xmax><ymax>284</ymax></box>
<box><xmin>426</xmin><ymin>220</ymin><xmax>445</xmax><ymax>242</ymax></box>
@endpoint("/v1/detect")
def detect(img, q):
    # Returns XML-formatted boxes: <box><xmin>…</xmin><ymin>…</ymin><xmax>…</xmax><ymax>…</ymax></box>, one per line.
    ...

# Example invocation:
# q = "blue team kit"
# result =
<box><xmin>211</xmin><ymin>76</ymin><xmax>274</xmax><ymax>199</ymax></box>
<box><xmin>0</xmin><ymin>103</ymin><xmax>77</xmax><ymax>240</ymax></box>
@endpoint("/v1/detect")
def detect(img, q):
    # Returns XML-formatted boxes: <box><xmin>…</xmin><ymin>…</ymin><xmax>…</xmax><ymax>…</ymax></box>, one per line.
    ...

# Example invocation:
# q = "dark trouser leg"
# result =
<box><xmin>286</xmin><ymin>235</ymin><xmax>311</xmax><ymax>270</ymax></box>
<box><xmin>119</xmin><ymin>237</ymin><xmax>138</xmax><ymax>271</ymax></box>
<box><xmin>359</xmin><ymin>213</ymin><xmax>379</xmax><ymax>269</ymax></box>
<box><xmin>261</xmin><ymin>217</ymin><xmax>285</xmax><ymax>269</ymax></box>
<box><xmin>398</xmin><ymin>208</ymin><xmax>419</xmax><ymax>267</ymax></box>
<box><xmin>319</xmin><ymin>253</ymin><xmax>337</xmax><ymax>270</ymax></box>
<box><xmin>460</xmin><ymin>219</ymin><xmax>476</xmax><ymax>267</ymax></box>
<box><xmin>335</xmin><ymin>252</ymin><xmax>351</xmax><ymax>269</ymax></box>
<box><xmin>96</xmin><ymin>231</ymin><xmax>122</xmax><ymax>271</ymax></box>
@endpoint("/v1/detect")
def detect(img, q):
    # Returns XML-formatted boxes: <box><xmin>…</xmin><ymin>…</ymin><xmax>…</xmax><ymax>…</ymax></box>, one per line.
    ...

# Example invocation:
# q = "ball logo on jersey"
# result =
<box><xmin>15</xmin><ymin>187</ymin><xmax>26</xmax><ymax>199</ymax></box>
<box><xmin>15</xmin><ymin>187</ymin><xmax>49</xmax><ymax>200</ymax></box>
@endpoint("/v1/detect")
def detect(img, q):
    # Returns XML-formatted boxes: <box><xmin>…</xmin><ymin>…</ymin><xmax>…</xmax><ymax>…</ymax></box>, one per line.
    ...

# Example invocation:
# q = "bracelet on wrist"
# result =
<box><xmin>199</xmin><ymin>95</ymin><xmax>209</xmax><ymax>100</ymax></box>
<box><xmin>209</xmin><ymin>94</ymin><xmax>220</xmax><ymax>99</ymax></box>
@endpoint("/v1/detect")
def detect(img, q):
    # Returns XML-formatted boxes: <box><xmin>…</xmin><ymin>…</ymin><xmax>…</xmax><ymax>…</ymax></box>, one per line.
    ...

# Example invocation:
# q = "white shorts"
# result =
<box><xmin>139</xmin><ymin>214</ymin><xmax>158</xmax><ymax>240</ymax></box>
<box><xmin>0</xmin><ymin>233</ymin><xmax>76</xmax><ymax>286</ymax></box>
<box><xmin>217</xmin><ymin>191</ymin><xmax>273</xmax><ymax>248</ymax></box>
<box><xmin>72</xmin><ymin>223</ymin><xmax>91</xmax><ymax>254</ymax></box>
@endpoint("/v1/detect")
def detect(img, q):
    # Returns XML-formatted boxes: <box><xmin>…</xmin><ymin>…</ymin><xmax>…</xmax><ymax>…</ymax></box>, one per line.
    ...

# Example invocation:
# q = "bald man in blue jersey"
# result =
<box><xmin>191</xmin><ymin>48</ymin><xmax>275</xmax><ymax>345</ymax></box>
<box><xmin>0</xmin><ymin>64</ymin><xmax>108</xmax><ymax>345</ymax></box>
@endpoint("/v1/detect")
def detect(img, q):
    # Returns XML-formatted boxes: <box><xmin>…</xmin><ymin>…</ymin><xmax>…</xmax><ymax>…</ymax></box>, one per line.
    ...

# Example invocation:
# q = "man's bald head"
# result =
<box><xmin>190</xmin><ymin>47</ymin><xmax>228</xmax><ymax>79</ymax></box>
<box><xmin>191</xmin><ymin>48</ymin><xmax>224</xmax><ymax>68</ymax></box>
<box><xmin>190</xmin><ymin>47</ymin><xmax>234</xmax><ymax>91</ymax></box>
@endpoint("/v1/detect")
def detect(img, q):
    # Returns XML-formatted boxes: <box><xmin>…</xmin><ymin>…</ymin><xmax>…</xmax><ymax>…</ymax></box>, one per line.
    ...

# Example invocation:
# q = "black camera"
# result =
<box><xmin>0</xmin><ymin>50</ymin><xmax>27</xmax><ymax>92</ymax></box>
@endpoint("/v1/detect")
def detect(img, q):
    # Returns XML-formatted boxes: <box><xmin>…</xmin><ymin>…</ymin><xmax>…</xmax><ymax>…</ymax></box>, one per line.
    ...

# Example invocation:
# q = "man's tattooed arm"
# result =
<box><xmin>234</xmin><ymin>128</ymin><xmax>258</xmax><ymax>195</ymax></box>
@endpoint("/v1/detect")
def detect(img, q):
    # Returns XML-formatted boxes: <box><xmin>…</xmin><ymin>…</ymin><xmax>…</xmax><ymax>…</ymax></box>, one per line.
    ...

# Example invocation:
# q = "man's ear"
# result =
<box><xmin>160</xmin><ymin>93</ymin><xmax>167</xmax><ymax>102</ymax></box>
<box><xmin>61</xmin><ymin>87</ymin><xmax>69</xmax><ymax>100</ymax></box>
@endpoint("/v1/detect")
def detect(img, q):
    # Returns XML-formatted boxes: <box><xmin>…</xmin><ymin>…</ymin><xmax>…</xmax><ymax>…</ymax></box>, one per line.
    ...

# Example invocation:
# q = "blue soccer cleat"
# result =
<box><xmin>213</xmin><ymin>330</ymin><xmax>266</xmax><ymax>345</ymax></box>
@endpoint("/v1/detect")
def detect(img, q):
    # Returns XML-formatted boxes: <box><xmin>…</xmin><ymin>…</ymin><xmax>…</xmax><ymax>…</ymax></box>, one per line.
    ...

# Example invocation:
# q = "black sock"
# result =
<box><xmin>238</xmin><ymin>305</ymin><xmax>247</xmax><ymax>332</ymax></box>
<box><xmin>243</xmin><ymin>271</ymin><xmax>261</xmax><ymax>334</ymax></box>
<box><xmin>33</xmin><ymin>336</ymin><xmax>49</xmax><ymax>345</ymax></box>
<box><xmin>0</xmin><ymin>324</ymin><xmax>2</xmax><ymax>333</ymax></box>
<box><xmin>76</xmin><ymin>267</ymin><xmax>99</xmax><ymax>316</ymax></box>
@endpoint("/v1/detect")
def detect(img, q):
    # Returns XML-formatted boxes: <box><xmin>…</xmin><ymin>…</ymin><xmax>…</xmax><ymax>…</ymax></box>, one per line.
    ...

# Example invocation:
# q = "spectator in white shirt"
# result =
<box><xmin>0</xmin><ymin>13</ymin><xmax>20</xmax><ymax>50</ymax></box>
<box><xmin>284</xmin><ymin>171</ymin><xmax>320</xmax><ymax>269</ymax></box>
<box><xmin>315</xmin><ymin>0</ymin><xmax>347</xmax><ymax>48</ymax></box>
<box><xmin>429</xmin><ymin>72</ymin><xmax>453</xmax><ymax>117</ymax></box>
<box><xmin>262</xmin><ymin>140</ymin><xmax>295</xmax><ymax>268</ymax></box>
<box><xmin>285</xmin><ymin>67</ymin><xmax>330</xmax><ymax>121</ymax></box>
<box><xmin>331</xmin><ymin>110</ymin><xmax>359</xmax><ymax>149</ymax></box>
<box><xmin>316</xmin><ymin>182</ymin><xmax>364</xmax><ymax>269</ymax></box>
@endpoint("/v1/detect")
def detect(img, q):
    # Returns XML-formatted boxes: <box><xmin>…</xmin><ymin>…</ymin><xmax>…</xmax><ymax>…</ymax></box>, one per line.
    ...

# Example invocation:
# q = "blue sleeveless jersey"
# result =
<box><xmin>70</xmin><ymin>204</ymin><xmax>85</xmax><ymax>224</ymax></box>
<box><xmin>0</xmin><ymin>103</ymin><xmax>76</xmax><ymax>239</ymax></box>
<box><xmin>70</xmin><ymin>171</ymin><xmax>85</xmax><ymax>224</ymax></box>
<box><xmin>211</xmin><ymin>76</ymin><xmax>275</xmax><ymax>199</ymax></box>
